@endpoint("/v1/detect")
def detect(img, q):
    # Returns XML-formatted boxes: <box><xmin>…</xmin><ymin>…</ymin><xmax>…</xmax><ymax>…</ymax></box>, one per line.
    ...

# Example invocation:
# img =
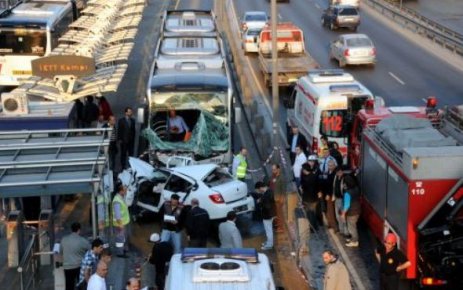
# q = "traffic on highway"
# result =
<box><xmin>0</xmin><ymin>0</ymin><xmax>462</xmax><ymax>290</ymax></box>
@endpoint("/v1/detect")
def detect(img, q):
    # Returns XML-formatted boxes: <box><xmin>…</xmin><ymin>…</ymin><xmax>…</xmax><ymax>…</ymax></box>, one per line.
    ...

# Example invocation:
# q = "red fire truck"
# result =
<box><xmin>350</xmin><ymin>99</ymin><xmax>463</xmax><ymax>288</ymax></box>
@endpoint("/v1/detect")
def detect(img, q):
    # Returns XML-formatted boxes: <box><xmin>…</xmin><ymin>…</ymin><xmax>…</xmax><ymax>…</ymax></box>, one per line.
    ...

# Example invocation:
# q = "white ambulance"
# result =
<box><xmin>287</xmin><ymin>69</ymin><xmax>374</xmax><ymax>158</ymax></box>
<box><xmin>165</xmin><ymin>248</ymin><xmax>280</xmax><ymax>290</ymax></box>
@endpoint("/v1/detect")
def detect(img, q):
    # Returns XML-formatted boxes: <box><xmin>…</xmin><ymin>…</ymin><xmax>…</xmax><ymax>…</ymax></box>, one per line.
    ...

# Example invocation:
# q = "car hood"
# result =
<box><xmin>211</xmin><ymin>180</ymin><xmax>248</xmax><ymax>202</ymax></box>
<box><xmin>128</xmin><ymin>157</ymin><xmax>157</xmax><ymax>179</ymax></box>
<box><xmin>246</xmin><ymin>21</ymin><xmax>266</xmax><ymax>30</ymax></box>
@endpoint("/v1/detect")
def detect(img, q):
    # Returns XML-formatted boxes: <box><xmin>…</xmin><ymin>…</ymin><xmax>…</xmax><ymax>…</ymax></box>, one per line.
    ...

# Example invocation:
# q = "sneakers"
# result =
<box><xmin>345</xmin><ymin>241</ymin><xmax>359</xmax><ymax>248</ymax></box>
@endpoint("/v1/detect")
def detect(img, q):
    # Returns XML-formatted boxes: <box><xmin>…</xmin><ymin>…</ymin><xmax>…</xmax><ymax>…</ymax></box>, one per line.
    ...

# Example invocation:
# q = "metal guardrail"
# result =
<box><xmin>17</xmin><ymin>234</ymin><xmax>39</xmax><ymax>290</ymax></box>
<box><xmin>366</xmin><ymin>0</ymin><xmax>463</xmax><ymax>56</ymax></box>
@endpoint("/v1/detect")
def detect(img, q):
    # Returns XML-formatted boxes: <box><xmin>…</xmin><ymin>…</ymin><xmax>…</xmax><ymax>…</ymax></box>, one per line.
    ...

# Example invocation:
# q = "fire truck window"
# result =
<box><xmin>319</xmin><ymin>110</ymin><xmax>347</xmax><ymax>138</ymax></box>
<box><xmin>356</xmin><ymin>122</ymin><xmax>364</xmax><ymax>142</ymax></box>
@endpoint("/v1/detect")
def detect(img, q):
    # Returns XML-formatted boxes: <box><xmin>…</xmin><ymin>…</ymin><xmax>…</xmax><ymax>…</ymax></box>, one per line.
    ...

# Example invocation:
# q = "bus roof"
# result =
<box><xmin>162</xmin><ymin>10</ymin><xmax>216</xmax><ymax>37</ymax></box>
<box><xmin>0</xmin><ymin>1</ymin><xmax>71</xmax><ymax>28</ymax></box>
<box><xmin>150</xmin><ymin>73</ymin><xmax>228</xmax><ymax>92</ymax></box>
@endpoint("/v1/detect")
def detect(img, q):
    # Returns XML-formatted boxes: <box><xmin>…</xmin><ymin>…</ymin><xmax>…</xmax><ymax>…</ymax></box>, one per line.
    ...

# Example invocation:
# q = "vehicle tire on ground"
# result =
<box><xmin>339</xmin><ymin>59</ymin><xmax>346</xmax><ymax>68</ymax></box>
<box><xmin>353</xmin><ymin>26</ymin><xmax>358</xmax><ymax>32</ymax></box>
<box><xmin>330</xmin><ymin>22</ymin><xmax>336</xmax><ymax>30</ymax></box>
<box><xmin>321</xmin><ymin>18</ymin><xmax>325</xmax><ymax>27</ymax></box>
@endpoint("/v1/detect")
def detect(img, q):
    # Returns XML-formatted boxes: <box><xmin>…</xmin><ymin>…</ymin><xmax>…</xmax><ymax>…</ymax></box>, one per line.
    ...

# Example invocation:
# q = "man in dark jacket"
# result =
<box><xmin>185</xmin><ymin>198</ymin><xmax>210</xmax><ymax>247</ymax></box>
<box><xmin>287</xmin><ymin>126</ymin><xmax>308</xmax><ymax>165</ymax></box>
<box><xmin>255</xmin><ymin>181</ymin><xmax>276</xmax><ymax>250</ymax></box>
<box><xmin>148</xmin><ymin>233</ymin><xmax>173</xmax><ymax>290</ymax></box>
<box><xmin>160</xmin><ymin>194</ymin><xmax>186</xmax><ymax>254</ymax></box>
<box><xmin>82</xmin><ymin>96</ymin><xmax>99</xmax><ymax>128</ymax></box>
<box><xmin>301</xmin><ymin>155</ymin><xmax>322</xmax><ymax>231</ymax></box>
<box><xmin>117</xmin><ymin>107</ymin><xmax>135</xmax><ymax>169</ymax></box>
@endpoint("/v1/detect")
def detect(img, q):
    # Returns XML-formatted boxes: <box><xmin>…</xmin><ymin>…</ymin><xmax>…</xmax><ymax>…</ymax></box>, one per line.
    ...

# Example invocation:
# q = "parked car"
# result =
<box><xmin>120</xmin><ymin>157</ymin><xmax>255</xmax><ymax>220</ymax></box>
<box><xmin>329</xmin><ymin>33</ymin><xmax>376</xmax><ymax>67</ymax></box>
<box><xmin>242</xmin><ymin>28</ymin><xmax>260</xmax><ymax>53</ymax></box>
<box><xmin>241</xmin><ymin>11</ymin><xmax>268</xmax><ymax>32</ymax></box>
<box><xmin>321</xmin><ymin>5</ymin><xmax>360</xmax><ymax>31</ymax></box>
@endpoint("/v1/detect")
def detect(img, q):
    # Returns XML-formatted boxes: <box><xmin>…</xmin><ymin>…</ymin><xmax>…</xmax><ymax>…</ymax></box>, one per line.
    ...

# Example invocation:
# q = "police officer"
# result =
<box><xmin>232</xmin><ymin>147</ymin><xmax>248</xmax><ymax>182</ymax></box>
<box><xmin>112</xmin><ymin>182</ymin><xmax>130</xmax><ymax>257</ymax></box>
<box><xmin>375</xmin><ymin>233</ymin><xmax>411</xmax><ymax>290</ymax></box>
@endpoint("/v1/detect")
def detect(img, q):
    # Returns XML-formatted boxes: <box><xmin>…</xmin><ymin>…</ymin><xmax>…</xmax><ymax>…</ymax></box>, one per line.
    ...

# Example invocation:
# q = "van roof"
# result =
<box><xmin>261</xmin><ymin>21</ymin><xmax>301</xmax><ymax>32</ymax></box>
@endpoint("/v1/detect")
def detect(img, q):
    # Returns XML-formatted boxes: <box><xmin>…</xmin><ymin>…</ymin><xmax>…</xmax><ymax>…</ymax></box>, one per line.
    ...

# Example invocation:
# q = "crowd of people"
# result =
<box><xmin>288</xmin><ymin>125</ymin><xmax>411</xmax><ymax>290</ymax></box>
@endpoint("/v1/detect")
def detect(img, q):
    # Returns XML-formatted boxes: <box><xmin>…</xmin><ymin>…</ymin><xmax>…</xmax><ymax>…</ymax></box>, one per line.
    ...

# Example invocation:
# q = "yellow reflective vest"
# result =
<box><xmin>112</xmin><ymin>194</ymin><xmax>130</xmax><ymax>226</ymax></box>
<box><xmin>236</xmin><ymin>154</ymin><xmax>247</xmax><ymax>179</ymax></box>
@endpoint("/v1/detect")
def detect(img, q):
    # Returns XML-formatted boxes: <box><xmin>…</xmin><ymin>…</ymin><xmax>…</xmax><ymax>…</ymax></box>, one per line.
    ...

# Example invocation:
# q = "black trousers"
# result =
<box><xmin>64</xmin><ymin>267</ymin><xmax>80</xmax><ymax>290</ymax></box>
<box><xmin>380</xmin><ymin>273</ymin><xmax>400</xmax><ymax>290</ymax></box>
<box><xmin>120</xmin><ymin>141</ymin><xmax>134</xmax><ymax>169</ymax></box>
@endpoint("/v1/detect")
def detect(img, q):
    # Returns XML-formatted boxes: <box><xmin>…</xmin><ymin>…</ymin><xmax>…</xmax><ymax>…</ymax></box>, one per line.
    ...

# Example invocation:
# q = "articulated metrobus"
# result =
<box><xmin>145</xmin><ymin>10</ymin><xmax>235</xmax><ymax>167</ymax></box>
<box><xmin>0</xmin><ymin>0</ymin><xmax>78</xmax><ymax>86</ymax></box>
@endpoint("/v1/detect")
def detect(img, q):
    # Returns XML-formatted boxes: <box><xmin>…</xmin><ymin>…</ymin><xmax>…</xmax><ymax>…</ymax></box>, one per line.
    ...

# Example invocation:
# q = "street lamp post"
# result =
<box><xmin>271</xmin><ymin>0</ymin><xmax>280</xmax><ymax>163</ymax></box>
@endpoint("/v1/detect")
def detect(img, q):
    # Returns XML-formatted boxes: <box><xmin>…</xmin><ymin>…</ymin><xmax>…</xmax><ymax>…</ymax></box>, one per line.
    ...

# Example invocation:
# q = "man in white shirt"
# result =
<box><xmin>87</xmin><ymin>261</ymin><xmax>108</xmax><ymax>290</ymax></box>
<box><xmin>168</xmin><ymin>109</ymin><xmax>190</xmax><ymax>142</ymax></box>
<box><xmin>219</xmin><ymin>211</ymin><xmax>243</xmax><ymax>248</ymax></box>
<box><xmin>292</xmin><ymin>145</ymin><xmax>307</xmax><ymax>188</ymax></box>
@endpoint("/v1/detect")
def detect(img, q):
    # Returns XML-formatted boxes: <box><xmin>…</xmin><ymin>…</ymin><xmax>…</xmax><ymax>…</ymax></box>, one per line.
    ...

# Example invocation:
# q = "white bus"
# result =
<box><xmin>0</xmin><ymin>0</ymin><xmax>78</xmax><ymax>86</ymax></box>
<box><xmin>145</xmin><ymin>10</ymin><xmax>236</xmax><ymax>167</ymax></box>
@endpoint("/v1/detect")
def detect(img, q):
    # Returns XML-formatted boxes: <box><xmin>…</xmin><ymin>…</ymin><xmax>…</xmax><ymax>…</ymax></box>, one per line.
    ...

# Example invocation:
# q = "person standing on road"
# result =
<box><xmin>117</xmin><ymin>107</ymin><xmax>135</xmax><ymax>170</ymax></box>
<box><xmin>185</xmin><ymin>198</ymin><xmax>210</xmax><ymax>247</ymax></box>
<box><xmin>333</xmin><ymin>166</ymin><xmax>347</xmax><ymax>236</ymax></box>
<box><xmin>82</xmin><ymin>96</ymin><xmax>100</xmax><ymax>128</ymax></box>
<box><xmin>321</xmin><ymin>159</ymin><xmax>338</xmax><ymax>230</ymax></box>
<box><xmin>97</xmin><ymin>96</ymin><xmax>113</xmax><ymax>121</ymax></box>
<box><xmin>268</xmin><ymin>163</ymin><xmax>285</xmax><ymax>231</ymax></box>
<box><xmin>219</xmin><ymin>211</ymin><xmax>243</xmax><ymax>248</ymax></box>
<box><xmin>322</xmin><ymin>250</ymin><xmax>352</xmax><ymax>290</ymax></box>
<box><xmin>342</xmin><ymin>175</ymin><xmax>361</xmax><ymax>248</ymax></box>
<box><xmin>232</xmin><ymin>147</ymin><xmax>248</xmax><ymax>182</ymax></box>
<box><xmin>301</xmin><ymin>155</ymin><xmax>322</xmax><ymax>231</ymax></box>
<box><xmin>255</xmin><ymin>182</ymin><xmax>276</xmax><ymax>250</ymax></box>
<box><xmin>112</xmin><ymin>182</ymin><xmax>131</xmax><ymax>257</ymax></box>
<box><xmin>77</xmin><ymin>238</ymin><xmax>104</xmax><ymax>290</ymax></box>
<box><xmin>87</xmin><ymin>260</ymin><xmax>108</xmax><ymax>290</ymax></box>
<box><xmin>60</xmin><ymin>222</ymin><xmax>90</xmax><ymax>290</ymax></box>
<box><xmin>376</xmin><ymin>233</ymin><xmax>411</xmax><ymax>290</ymax></box>
<box><xmin>148</xmin><ymin>233</ymin><xmax>173</xmax><ymax>290</ymax></box>
<box><xmin>287</xmin><ymin>126</ymin><xmax>308</xmax><ymax>165</ymax></box>
<box><xmin>160</xmin><ymin>193</ymin><xmax>186</xmax><ymax>254</ymax></box>
<box><xmin>292</xmin><ymin>145</ymin><xmax>307</xmax><ymax>188</ymax></box>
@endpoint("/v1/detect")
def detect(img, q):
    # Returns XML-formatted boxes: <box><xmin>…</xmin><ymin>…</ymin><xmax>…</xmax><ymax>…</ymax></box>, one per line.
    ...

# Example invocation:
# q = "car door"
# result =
<box><xmin>162</xmin><ymin>172</ymin><xmax>196</xmax><ymax>208</ymax></box>
<box><xmin>332</xmin><ymin>37</ymin><xmax>343</xmax><ymax>60</ymax></box>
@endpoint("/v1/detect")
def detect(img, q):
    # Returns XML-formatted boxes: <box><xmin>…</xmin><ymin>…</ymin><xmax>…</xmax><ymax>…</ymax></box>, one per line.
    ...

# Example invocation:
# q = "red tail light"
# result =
<box><xmin>312</xmin><ymin>137</ymin><xmax>318</xmax><ymax>155</ymax></box>
<box><xmin>245</xmin><ymin>39</ymin><xmax>253</xmax><ymax>43</ymax></box>
<box><xmin>209</xmin><ymin>193</ymin><xmax>224</xmax><ymax>204</ymax></box>
<box><xmin>421</xmin><ymin>277</ymin><xmax>447</xmax><ymax>286</ymax></box>
<box><xmin>371</xmin><ymin>47</ymin><xmax>376</xmax><ymax>56</ymax></box>
<box><xmin>344</xmin><ymin>49</ymin><xmax>350</xmax><ymax>56</ymax></box>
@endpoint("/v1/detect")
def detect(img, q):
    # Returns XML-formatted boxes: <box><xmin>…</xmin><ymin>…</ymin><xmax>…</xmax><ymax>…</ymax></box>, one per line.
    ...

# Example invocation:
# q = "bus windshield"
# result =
<box><xmin>150</xmin><ymin>91</ymin><xmax>228</xmax><ymax>121</ymax></box>
<box><xmin>0</xmin><ymin>30</ymin><xmax>46</xmax><ymax>56</ymax></box>
<box><xmin>319</xmin><ymin>110</ymin><xmax>347</xmax><ymax>138</ymax></box>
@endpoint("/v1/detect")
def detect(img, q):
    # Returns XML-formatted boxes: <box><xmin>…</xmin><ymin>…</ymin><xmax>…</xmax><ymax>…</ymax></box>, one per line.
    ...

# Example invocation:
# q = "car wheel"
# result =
<box><xmin>353</xmin><ymin>26</ymin><xmax>358</xmax><ymax>32</ymax></box>
<box><xmin>321</xmin><ymin>18</ymin><xmax>325</xmax><ymax>26</ymax></box>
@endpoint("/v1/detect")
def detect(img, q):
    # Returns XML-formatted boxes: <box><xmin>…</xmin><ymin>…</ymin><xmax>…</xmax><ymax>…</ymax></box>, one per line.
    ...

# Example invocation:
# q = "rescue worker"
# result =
<box><xmin>232</xmin><ymin>147</ymin><xmax>248</xmax><ymax>182</ymax></box>
<box><xmin>112</xmin><ymin>182</ymin><xmax>130</xmax><ymax>258</ymax></box>
<box><xmin>322</xmin><ymin>250</ymin><xmax>352</xmax><ymax>290</ymax></box>
<box><xmin>376</xmin><ymin>233</ymin><xmax>411</xmax><ymax>290</ymax></box>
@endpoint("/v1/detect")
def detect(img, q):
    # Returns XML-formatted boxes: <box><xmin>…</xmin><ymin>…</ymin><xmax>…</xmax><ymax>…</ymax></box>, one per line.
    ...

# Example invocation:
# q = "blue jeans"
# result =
<box><xmin>335</xmin><ymin>198</ymin><xmax>348</xmax><ymax>235</ymax></box>
<box><xmin>161</xmin><ymin>229</ymin><xmax>182</xmax><ymax>254</ymax></box>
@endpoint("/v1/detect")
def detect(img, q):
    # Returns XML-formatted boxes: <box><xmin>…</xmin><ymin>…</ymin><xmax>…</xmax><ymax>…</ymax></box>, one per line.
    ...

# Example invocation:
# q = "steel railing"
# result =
<box><xmin>17</xmin><ymin>234</ymin><xmax>39</xmax><ymax>290</ymax></box>
<box><xmin>365</xmin><ymin>0</ymin><xmax>463</xmax><ymax>56</ymax></box>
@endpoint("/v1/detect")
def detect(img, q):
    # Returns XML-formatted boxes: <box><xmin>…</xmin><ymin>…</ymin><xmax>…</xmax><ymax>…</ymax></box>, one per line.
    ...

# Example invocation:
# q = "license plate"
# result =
<box><xmin>344</xmin><ymin>18</ymin><xmax>354</xmax><ymax>22</ymax></box>
<box><xmin>233</xmin><ymin>205</ymin><xmax>248</xmax><ymax>213</ymax></box>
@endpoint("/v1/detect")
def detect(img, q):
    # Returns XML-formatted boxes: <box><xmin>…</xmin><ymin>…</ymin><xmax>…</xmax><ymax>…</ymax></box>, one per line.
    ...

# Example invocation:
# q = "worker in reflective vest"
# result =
<box><xmin>112</xmin><ymin>182</ymin><xmax>130</xmax><ymax>257</ymax></box>
<box><xmin>232</xmin><ymin>147</ymin><xmax>248</xmax><ymax>182</ymax></box>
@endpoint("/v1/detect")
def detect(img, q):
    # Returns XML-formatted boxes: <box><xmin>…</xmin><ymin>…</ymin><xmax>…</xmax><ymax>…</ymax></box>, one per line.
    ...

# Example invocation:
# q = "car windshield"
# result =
<box><xmin>246</xmin><ymin>30</ymin><xmax>260</xmax><ymax>36</ymax></box>
<box><xmin>0</xmin><ymin>29</ymin><xmax>46</xmax><ymax>56</ymax></box>
<box><xmin>245</xmin><ymin>14</ymin><xmax>266</xmax><ymax>21</ymax></box>
<box><xmin>339</xmin><ymin>8</ymin><xmax>358</xmax><ymax>16</ymax></box>
<box><xmin>319</xmin><ymin>110</ymin><xmax>347</xmax><ymax>138</ymax></box>
<box><xmin>346</xmin><ymin>37</ymin><xmax>372</xmax><ymax>47</ymax></box>
<box><xmin>203</xmin><ymin>167</ymin><xmax>233</xmax><ymax>187</ymax></box>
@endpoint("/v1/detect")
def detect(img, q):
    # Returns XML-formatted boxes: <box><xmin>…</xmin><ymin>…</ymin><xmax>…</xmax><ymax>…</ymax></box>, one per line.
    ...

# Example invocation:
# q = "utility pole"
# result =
<box><xmin>271</xmin><ymin>0</ymin><xmax>279</xmax><ymax>163</ymax></box>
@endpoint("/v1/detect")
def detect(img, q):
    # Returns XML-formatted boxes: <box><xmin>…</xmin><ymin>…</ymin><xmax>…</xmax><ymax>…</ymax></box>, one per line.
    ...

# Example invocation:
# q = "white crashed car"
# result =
<box><xmin>119</xmin><ymin>157</ymin><xmax>254</xmax><ymax>220</ymax></box>
<box><xmin>242</xmin><ymin>28</ymin><xmax>260</xmax><ymax>53</ymax></box>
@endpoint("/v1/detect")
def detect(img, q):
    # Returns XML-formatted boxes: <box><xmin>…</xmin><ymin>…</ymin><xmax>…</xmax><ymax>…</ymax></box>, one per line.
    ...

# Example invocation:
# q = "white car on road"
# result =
<box><xmin>241</xmin><ymin>11</ymin><xmax>268</xmax><ymax>32</ymax></box>
<box><xmin>120</xmin><ymin>157</ymin><xmax>255</xmax><ymax>220</ymax></box>
<box><xmin>242</xmin><ymin>28</ymin><xmax>260</xmax><ymax>53</ymax></box>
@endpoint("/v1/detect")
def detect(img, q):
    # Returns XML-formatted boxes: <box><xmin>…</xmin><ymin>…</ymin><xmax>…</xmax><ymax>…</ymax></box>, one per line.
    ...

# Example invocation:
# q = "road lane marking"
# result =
<box><xmin>174</xmin><ymin>0</ymin><xmax>180</xmax><ymax>9</ymax></box>
<box><xmin>278</xmin><ymin>13</ymin><xmax>282</xmax><ymax>20</ymax></box>
<box><xmin>315</xmin><ymin>3</ymin><xmax>321</xmax><ymax>10</ymax></box>
<box><xmin>389</xmin><ymin>72</ymin><xmax>405</xmax><ymax>85</ymax></box>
